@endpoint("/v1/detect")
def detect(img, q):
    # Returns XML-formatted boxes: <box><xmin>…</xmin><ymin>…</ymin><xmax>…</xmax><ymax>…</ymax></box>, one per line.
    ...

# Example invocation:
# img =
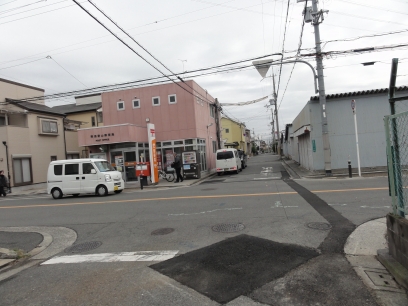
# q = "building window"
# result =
<box><xmin>41</xmin><ymin>119</ymin><xmax>58</xmax><ymax>134</ymax></box>
<box><xmin>91</xmin><ymin>116</ymin><xmax>96</xmax><ymax>127</ymax></box>
<box><xmin>210</xmin><ymin>104</ymin><xmax>215</xmax><ymax>118</ymax></box>
<box><xmin>162</xmin><ymin>141</ymin><xmax>171</xmax><ymax>146</ymax></box>
<box><xmin>133</xmin><ymin>99</ymin><xmax>140</xmax><ymax>109</ymax></box>
<box><xmin>168</xmin><ymin>94</ymin><xmax>177</xmax><ymax>104</ymax></box>
<box><xmin>174</xmin><ymin>140</ymin><xmax>183</xmax><ymax>145</ymax></box>
<box><xmin>117</xmin><ymin>101</ymin><xmax>125</xmax><ymax>110</ymax></box>
<box><xmin>51</xmin><ymin>156</ymin><xmax>57</xmax><ymax>161</ymax></box>
<box><xmin>97</xmin><ymin>111</ymin><xmax>103</xmax><ymax>124</ymax></box>
<box><xmin>66</xmin><ymin>153</ymin><xmax>80</xmax><ymax>159</ymax></box>
<box><xmin>152</xmin><ymin>96</ymin><xmax>160</xmax><ymax>106</ymax></box>
<box><xmin>13</xmin><ymin>158</ymin><xmax>32</xmax><ymax>186</ymax></box>
<box><xmin>225</xmin><ymin>128</ymin><xmax>229</xmax><ymax>133</ymax></box>
<box><xmin>212</xmin><ymin>141</ymin><xmax>217</xmax><ymax>153</ymax></box>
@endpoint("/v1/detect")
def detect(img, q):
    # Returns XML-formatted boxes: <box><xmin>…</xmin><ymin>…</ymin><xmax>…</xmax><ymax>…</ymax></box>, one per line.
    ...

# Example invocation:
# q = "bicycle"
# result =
<box><xmin>158</xmin><ymin>169</ymin><xmax>175</xmax><ymax>182</ymax></box>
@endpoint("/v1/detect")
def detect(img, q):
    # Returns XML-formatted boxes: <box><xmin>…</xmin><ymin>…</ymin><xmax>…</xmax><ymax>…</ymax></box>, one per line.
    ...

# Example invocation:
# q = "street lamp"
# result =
<box><xmin>2</xmin><ymin>141</ymin><xmax>11</xmax><ymax>193</ymax></box>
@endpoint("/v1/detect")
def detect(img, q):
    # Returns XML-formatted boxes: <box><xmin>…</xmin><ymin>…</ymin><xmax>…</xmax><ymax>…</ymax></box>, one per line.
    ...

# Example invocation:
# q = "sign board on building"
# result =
<box><xmin>147</xmin><ymin>123</ymin><xmax>159</xmax><ymax>183</ymax></box>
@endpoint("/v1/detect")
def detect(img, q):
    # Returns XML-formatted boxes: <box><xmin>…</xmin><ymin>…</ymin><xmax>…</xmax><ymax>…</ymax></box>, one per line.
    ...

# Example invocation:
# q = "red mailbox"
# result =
<box><xmin>136</xmin><ymin>162</ymin><xmax>151</xmax><ymax>177</ymax></box>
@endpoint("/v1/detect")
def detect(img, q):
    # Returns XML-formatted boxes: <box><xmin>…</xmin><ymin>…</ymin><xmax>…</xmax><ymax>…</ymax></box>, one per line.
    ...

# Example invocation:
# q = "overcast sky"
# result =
<box><xmin>1</xmin><ymin>0</ymin><xmax>408</xmax><ymax>141</ymax></box>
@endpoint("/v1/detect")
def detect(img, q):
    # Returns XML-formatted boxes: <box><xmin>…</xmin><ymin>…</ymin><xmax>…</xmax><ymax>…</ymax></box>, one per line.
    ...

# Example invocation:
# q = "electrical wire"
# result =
<box><xmin>0</xmin><ymin>0</ymin><xmax>46</xmax><ymax>15</ymax></box>
<box><xmin>46</xmin><ymin>55</ymin><xmax>88</xmax><ymax>88</ymax></box>
<box><xmin>71</xmin><ymin>0</ymin><xmax>214</xmax><ymax>106</ymax></box>
<box><xmin>276</xmin><ymin>0</ymin><xmax>291</xmax><ymax>100</ymax></box>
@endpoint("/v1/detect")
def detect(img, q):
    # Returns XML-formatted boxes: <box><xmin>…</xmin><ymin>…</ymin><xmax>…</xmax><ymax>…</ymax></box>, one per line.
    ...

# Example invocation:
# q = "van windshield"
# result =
<box><xmin>94</xmin><ymin>161</ymin><xmax>115</xmax><ymax>172</ymax></box>
<box><xmin>217</xmin><ymin>151</ymin><xmax>234</xmax><ymax>160</ymax></box>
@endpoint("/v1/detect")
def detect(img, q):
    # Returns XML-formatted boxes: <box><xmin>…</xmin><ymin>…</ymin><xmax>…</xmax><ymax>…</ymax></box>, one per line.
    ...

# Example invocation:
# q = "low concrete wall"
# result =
<box><xmin>386</xmin><ymin>213</ymin><xmax>408</xmax><ymax>269</ymax></box>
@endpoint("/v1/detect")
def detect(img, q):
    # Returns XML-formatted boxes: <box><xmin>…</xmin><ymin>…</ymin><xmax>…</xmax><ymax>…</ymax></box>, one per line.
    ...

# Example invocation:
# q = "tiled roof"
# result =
<box><xmin>51</xmin><ymin>102</ymin><xmax>102</xmax><ymax>114</ymax></box>
<box><xmin>310</xmin><ymin>85</ymin><xmax>408</xmax><ymax>101</ymax></box>
<box><xmin>6</xmin><ymin>99</ymin><xmax>65</xmax><ymax>116</ymax></box>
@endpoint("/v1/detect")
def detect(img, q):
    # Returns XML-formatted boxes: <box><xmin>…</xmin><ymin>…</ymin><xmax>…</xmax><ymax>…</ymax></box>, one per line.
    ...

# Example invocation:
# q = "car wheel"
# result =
<box><xmin>72</xmin><ymin>194</ymin><xmax>79</xmax><ymax>197</ymax></box>
<box><xmin>51</xmin><ymin>188</ymin><xmax>63</xmax><ymax>199</ymax></box>
<box><xmin>96</xmin><ymin>185</ymin><xmax>108</xmax><ymax>196</ymax></box>
<box><xmin>114</xmin><ymin>190</ymin><xmax>122</xmax><ymax>194</ymax></box>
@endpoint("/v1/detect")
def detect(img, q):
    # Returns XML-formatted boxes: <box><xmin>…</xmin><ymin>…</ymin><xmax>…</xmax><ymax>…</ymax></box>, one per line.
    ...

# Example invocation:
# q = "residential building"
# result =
<box><xmin>221</xmin><ymin>117</ymin><xmax>249</xmax><ymax>154</ymax></box>
<box><xmin>0</xmin><ymin>78</ymin><xmax>72</xmax><ymax>187</ymax></box>
<box><xmin>290</xmin><ymin>86</ymin><xmax>408</xmax><ymax>172</ymax></box>
<box><xmin>77</xmin><ymin>80</ymin><xmax>220</xmax><ymax>181</ymax></box>
<box><xmin>52</xmin><ymin>96</ymin><xmax>102</xmax><ymax>158</ymax></box>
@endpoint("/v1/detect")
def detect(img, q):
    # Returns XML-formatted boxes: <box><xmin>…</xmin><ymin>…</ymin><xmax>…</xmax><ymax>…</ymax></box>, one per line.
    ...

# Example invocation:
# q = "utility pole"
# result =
<box><xmin>272</xmin><ymin>74</ymin><xmax>281</xmax><ymax>156</ymax></box>
<box><xmin>301</xmin><ymin>0</ymin><xmax>332</xmax><ymax>175</ymax></box>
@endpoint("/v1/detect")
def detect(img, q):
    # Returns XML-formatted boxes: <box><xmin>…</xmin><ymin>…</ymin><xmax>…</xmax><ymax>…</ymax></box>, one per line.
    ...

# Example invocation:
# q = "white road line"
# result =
<box><xmin>329</xmin><ymin>203</ymin><xmax>348</xmax><ymax>206</ymax></box>
<box><xmin>0</xmin><ymin>196</ymin><xmax>49</xmax><ymax>201</ymax></box>
<box><xmin>272</xmin><ymin>201</ymin><xmax>298</xmax><ymax>208</ymax></box>
<box><xmin>168</xmin><ymin>207</ymin><xmax>242</xmax><ymax>216</ymax></box>
<box><xmin>41</xmin><ymin>250</ymin><xmax>179</xmax><ymax>265</ymax></box>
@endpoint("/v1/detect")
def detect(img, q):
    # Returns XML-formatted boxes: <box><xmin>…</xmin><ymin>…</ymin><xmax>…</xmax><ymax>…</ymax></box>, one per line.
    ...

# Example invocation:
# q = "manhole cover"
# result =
<box><xmin>65</xmin><ymin>241</ymin><xmax>102</xmax><ymax>253</ymax></box>
<box><xmin>212</xmin><ymin>223</ymin><xmax>245</xmax><ymax>233</ymax></box>
<box><xmin>306</xmin><ymin>222</ymin><xmax>332</xmax><ymax>230</ymax></box>
<box><xmin>201</xmin><ymin>188</ymin><xmax>217</xmax><ymax>191</ymax></box>
<box><xmin>151</xmin><ymin>228</ymin><xmax>175</xmax><ymax>235</ymax></box>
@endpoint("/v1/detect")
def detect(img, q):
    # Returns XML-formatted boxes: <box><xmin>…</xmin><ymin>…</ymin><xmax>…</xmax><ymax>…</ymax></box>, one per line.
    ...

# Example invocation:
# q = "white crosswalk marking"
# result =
<box><xmin>41</xmin><ymin>250</ymin><xmax>179</xmax><ymax>265</ymax></box>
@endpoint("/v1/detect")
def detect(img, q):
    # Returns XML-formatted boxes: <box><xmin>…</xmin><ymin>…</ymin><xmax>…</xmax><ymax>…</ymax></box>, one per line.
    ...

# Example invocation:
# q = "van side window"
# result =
<box><xmin>54</xmin><ymin>165</ymin><xmax>63</xmax><ymax>175</ymax></box>
<box><xmin>83</xmin><ymin>163</ymin><xmax>95</xmax><ymax>174</ymax></box>
<box><xmin>65</xmin><ymin>164</ymin><xmax>79</xmax><ymax>175</ymax></box>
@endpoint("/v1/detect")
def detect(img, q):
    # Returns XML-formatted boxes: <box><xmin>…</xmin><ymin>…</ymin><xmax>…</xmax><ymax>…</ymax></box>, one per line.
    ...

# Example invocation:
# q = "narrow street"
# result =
<box><xmin>0</xmin><ymin>154</ymin><xmax>403</xmax><ymax>305</ymax></box>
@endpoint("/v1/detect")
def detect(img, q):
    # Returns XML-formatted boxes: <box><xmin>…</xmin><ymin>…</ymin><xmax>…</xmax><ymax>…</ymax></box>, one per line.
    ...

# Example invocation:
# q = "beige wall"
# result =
<box><xmin>2</xmin><ymin>114</ymin><xmax>65</xmax><ymax>186</ymax></box>
<box><xmin>65</xmin><ymin>130</ymin><xmax>84</xmax><ymax>157</ymax></box>
<box><xmin>28</xmin><ymin>114</ymin><xmax>66</xmax><ymax>184</ymax></box>
<box><xmin>0</xmin><ymin>79</ymin><xmax>44</xmax><ymax>104</ymax></box>
<box><xmin>75</xmin><ymin>94</ymin><xmax>101</xmax><ymax>105</ymax></box>
<box><xmin>67</xmin><ymin>111</ymin><xmax>98</xmax><ymax>128</ymax></box>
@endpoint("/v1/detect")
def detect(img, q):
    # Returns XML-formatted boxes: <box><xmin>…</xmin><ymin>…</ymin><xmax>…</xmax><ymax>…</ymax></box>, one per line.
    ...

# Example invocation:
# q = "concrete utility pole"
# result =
<box><xmin>272</xmin><ymin>74</ymin><xmax>281</xmax><ymax>156</ymax></box>
<box><xmin>309</xmin><ymin>0</ymin><xmax>332</xmax><ymax>175</ymax></box>
<box><xmin>298</xmin><ymin>0</ymin><xmax>331</xmax><ymax>174</ymax></box>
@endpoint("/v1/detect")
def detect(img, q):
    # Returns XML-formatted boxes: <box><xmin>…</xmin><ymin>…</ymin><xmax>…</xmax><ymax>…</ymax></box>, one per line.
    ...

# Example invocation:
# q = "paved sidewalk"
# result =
<box><xmin>3</xmin><ymin>171</ymin><xmax>215</xmax><ymax>197</ymax></box>
<box><xmin>282</xmin><ymin>157</ymin><xmax>388</xmax><ymax>179</ymax></box>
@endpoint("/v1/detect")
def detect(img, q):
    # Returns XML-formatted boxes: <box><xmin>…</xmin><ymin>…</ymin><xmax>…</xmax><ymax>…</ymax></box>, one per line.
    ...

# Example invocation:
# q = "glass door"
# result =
<box><xmin>124</xmin><ymin>151</ymin><xmax>137</xmax><ymax>181</ymax></box>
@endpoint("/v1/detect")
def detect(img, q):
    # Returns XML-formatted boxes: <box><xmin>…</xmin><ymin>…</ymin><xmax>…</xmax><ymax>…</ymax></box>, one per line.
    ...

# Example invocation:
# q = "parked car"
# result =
<box><xmin>215</xmin><ymin>148</ymin><xmax>242</xmax><ymax>175</ymax></box>
<box><xmin>238</xmin><ymin>149</ymin><xmax>247</xmax><ymax>169</ymax></box>
<box><xmin>47</xmin><ymin>159</ymin><xmax>125</xmax><ymax>199</ymax></box>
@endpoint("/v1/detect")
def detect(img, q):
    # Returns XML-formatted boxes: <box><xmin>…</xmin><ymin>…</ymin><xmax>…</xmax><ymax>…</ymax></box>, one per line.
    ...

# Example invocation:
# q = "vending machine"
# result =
<box><xmin>182</xmin><ymin>151</ymin><xmax>201</xmax><ymax>179</ymax></box>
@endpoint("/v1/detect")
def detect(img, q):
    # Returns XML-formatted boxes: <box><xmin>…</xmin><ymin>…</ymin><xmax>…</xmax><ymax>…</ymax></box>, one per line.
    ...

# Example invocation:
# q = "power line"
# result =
<box><xmin>276</xmin><ymin>0</ymin><xmax>291</xmax><ymax>99</ymax></box>
<box><xmin>71</xmin><ymin>0</ymin><xmax>213</xmax><ymax>105</ymax></box>
<box><xmin>46</xmin><ymin>55</ymin><xmax>87</xmax><ymax>88</ymax></box>
<box><xmin>0</xmin><ymin>0</ymin><xmax>46</xmax><ymax>15</ymax></box>
<box><xmin>337</xmin><ymin>0</ymin><xmax>408</xmax><ymax>16</ymax></box>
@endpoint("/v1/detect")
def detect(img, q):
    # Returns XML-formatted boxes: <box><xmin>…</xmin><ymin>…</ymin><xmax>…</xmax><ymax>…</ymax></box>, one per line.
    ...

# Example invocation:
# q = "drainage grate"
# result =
<box><xmin>212</xmin><ymin>223</ymin><xmax>245</xmax><ymax>233</ymax></box>
<box><xmin>151</xmin><ymin>228</ymin><xmax>175</xmax><ymax>236</ymax></box>
<box><xmin>65</xmin><ymin>241</ymin><xmax>102</xmax><ymax>253</ymax></box>
<box><xmin>365</xmin><ymin>270</ymin><xmax>401</xmax><ymax>289</ymax></box>
<box><xmin>306</xmin><ymin>222</ymin><xmax>332</xmax><ymax>230</ymax></box>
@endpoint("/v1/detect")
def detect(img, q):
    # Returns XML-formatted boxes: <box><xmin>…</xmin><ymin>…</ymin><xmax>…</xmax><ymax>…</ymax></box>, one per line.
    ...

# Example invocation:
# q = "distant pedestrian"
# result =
<box><xmin>0</xmin><ymin>170</ymin><xmax>8</xmax><ymax>197</ymax></box>
<box><xmin>172</xmin><ymin>152</ymin><xmax>183</xmax><ymax>183</ymax></box>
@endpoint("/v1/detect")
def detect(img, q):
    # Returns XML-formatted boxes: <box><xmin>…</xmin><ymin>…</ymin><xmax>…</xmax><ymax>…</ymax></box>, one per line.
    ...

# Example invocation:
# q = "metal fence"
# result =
<box><xmin>384</xmin><ymin>109</ymin><xmax>408</xmax><ymax>217</ymax></box>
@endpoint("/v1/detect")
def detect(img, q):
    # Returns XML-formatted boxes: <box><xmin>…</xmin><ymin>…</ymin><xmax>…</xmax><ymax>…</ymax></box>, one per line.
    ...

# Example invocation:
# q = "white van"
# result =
<box><xmin>47</xmin><ymin>159</ymin><xmax>125</xmax><ymax>199</ymax></box>
<box><xmin>215</xmin><ymin>148</ymin><xmax>242</xmax><ymax>175</ymax></box>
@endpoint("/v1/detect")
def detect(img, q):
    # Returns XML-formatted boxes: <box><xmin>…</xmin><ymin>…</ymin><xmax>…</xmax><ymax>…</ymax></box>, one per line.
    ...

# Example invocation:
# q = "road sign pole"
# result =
<box><xmin>351</xmin><ymin>100</ymin><xmax>361</xmax><ymax>177</ymax></box>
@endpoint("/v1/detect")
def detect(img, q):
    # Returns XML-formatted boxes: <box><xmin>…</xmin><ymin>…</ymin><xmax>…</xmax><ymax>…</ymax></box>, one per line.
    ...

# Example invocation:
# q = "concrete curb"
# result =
<box><xmin>377</xmin><ymin>249</ymin><xmax>408</xmax><ymax>291</ymax></box>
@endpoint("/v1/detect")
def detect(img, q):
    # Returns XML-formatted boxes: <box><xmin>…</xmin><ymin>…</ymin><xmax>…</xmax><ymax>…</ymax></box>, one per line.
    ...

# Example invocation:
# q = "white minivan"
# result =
<box><xmin>47</xmin><ymin>159</ymin><xmax>125</xmax><ymax>199</ymax></box>
<box><xmin>215</xmin><ymin>148</ymin><xmax>242</xmax><ymax>175</ymax></box>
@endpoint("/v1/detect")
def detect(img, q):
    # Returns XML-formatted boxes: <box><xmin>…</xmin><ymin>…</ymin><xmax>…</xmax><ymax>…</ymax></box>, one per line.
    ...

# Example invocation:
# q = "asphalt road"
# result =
<box><xmin>0</xmin><ymin>154</ymin><xmax>393</xmax><ymax>305</ymax></box>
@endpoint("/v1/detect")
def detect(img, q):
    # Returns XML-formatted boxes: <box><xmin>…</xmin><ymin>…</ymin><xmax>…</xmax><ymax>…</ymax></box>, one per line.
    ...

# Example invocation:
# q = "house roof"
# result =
<box><xmin>51</xmin><ymin>102</ymin><xmax>102</xmax><ymax>114</ymax></box>
<box><xmin>310</xmin><ymin>85</ymin><xmax>408</xmax><ymax>101</ymax></box>
<box><xmin>6</xmin><ymin>99</ymin><xmax>65</xmax><ymax>116</ymax></box>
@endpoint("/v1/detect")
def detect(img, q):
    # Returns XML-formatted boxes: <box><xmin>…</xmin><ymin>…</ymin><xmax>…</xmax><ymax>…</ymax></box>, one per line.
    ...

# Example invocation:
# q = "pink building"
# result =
<box><xmin>78</xmin><ymin>80</ymin><xmax>220</xmax><ymax>181</ymax></box>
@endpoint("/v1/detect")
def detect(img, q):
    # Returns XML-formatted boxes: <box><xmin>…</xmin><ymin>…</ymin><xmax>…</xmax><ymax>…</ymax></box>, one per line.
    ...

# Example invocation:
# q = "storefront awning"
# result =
<box><xmin>78</xmin><ymin>124</ymin><xmax>148</xmax><ymax>146</ymax></box>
